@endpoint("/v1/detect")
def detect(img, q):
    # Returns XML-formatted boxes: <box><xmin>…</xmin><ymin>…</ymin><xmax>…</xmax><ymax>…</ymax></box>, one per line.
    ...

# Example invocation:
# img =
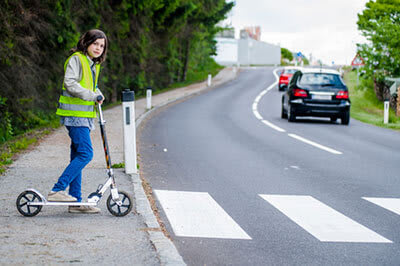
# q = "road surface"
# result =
<box><xmin>138</xmin><ymin>67</ymin><xmax>400</xmax><ymax>265</ymax></box>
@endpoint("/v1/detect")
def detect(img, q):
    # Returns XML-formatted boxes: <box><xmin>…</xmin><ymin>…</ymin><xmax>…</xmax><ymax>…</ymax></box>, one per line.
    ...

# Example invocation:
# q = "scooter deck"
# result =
<box><xmin>24</xmin><ymin>189</ymin><xmax>98</xmax><ymax>206</ymax></box>
<box><xmin>28</xmin><ymin>201</ymin><xmax>97</xmax><ymax>206</ymax></box>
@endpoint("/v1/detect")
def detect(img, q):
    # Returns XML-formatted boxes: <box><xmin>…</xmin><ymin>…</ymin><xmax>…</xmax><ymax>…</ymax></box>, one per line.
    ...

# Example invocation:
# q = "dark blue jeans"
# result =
<box><xmin>52</xmin><ymin>126</ymin><xmax>93</xmax><ymax>202</ymax></box>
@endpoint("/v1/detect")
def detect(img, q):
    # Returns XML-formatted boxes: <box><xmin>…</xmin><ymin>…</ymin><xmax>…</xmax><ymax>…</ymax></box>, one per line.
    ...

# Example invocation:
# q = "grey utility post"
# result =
<box><xmin>146</xmin><ymin>86</ymin><xmax>152</xmax><ymax>110</ymax></box>
<box><xmin>122</xmin><ymin>89</ymin><xmax>137</xmax><ymax>174</ymax></box>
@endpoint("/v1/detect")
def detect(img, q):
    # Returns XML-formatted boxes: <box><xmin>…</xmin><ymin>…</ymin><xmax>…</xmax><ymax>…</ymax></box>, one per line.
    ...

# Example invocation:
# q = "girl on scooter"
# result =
<box><xmin>48</xmin><ymin>29</ymin><xmax>108</xmax><ymax>214</ymax></box>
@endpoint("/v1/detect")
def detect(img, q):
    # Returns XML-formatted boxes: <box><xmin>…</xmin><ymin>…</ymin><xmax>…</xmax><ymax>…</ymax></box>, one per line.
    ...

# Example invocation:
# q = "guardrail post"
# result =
<box><xmin>207</xmin><ymin>74</ymin><xmax>212</xmax><ymax>87</ymax></box>
<box><xmin>122</xmin><ymin>89</ymin><xmax>137</xmax><ymax>174</ymax></box>
<box><xmin>146</xmin><ymin>87</ymin><xmax>152</xmax><ymax>110</ymax></box>
<box><xmin>384</xmin><ymin>100</ymin><xmax>389</xmax><ymax>124</ymax></box>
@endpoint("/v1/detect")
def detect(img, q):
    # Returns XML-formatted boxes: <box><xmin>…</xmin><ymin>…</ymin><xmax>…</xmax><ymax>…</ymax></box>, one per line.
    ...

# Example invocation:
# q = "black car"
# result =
<box><xmin>281</xmin><ymin>68</ymin><xmax>351</xmax><ymax>125</ymax></box>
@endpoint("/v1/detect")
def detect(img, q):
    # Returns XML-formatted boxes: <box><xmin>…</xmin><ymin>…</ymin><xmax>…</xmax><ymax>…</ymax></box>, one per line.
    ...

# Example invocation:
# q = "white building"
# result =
<box><xmin>213</xmin><ymin>34</ymin><xmax>281</xmax><ymax>66</ymax></box>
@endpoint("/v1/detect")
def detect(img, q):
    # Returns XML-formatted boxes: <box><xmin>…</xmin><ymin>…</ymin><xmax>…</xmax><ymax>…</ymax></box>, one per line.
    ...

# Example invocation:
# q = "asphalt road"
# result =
<box><xmin>138</xmin><ymin>67</ymin><xmax>400</xmax><ymax>265</ymax></box>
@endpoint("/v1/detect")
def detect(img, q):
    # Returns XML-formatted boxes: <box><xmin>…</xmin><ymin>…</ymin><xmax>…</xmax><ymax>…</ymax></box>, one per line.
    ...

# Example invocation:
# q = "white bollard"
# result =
<box><xmin>207</xmin><ymin>74</ymin><xmax>212</xmax><ymax>87</ymax></box>
<box><xmin>122</xmin><ymin>90</ymin><xmax>137</xmax><ymax>174</ymax></box>
<box><xmin>384</xmin><ymin>100</ymin><xmax>389</xmax><ymax>124</ymax></box>
<box><xmin>146</xmin><ymin>88</ymin><xmax>152</xmax><ymax>110</ymax></box>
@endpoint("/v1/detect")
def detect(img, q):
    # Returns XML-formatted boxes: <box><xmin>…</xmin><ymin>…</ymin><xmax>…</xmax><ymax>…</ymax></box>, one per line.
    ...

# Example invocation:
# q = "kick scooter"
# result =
<box><xmin>16</xmin><ymin>97</ymin><xmax>133</xmax><ymax>217</ymax></box>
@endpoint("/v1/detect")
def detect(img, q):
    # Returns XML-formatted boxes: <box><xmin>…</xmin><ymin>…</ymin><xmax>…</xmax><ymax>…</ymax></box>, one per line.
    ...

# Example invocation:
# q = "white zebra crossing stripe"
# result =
<box><xmin>154</xmin><ymin>190</ymin><xmax>252</xmax><ymax>239</ymax></box>
<box><xmin>259</xmin><ymin>194</ymin><xmax>392</xmax><ymax>243</ymax></box>
<box><xmin>363</xmin><ymin>197</ymin><xmax>400</xmax><ymax>216</ymax></box>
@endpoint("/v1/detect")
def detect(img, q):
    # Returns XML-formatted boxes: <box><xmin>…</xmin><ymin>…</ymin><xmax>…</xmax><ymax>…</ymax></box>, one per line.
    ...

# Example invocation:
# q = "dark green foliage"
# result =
<box><xmin>0</xmin><ymin>0</ymin><xmax>233</xmax><ymax>143</ymax></box>
<box><xmin>357</xmin><ymin>0</ymin><xmax>400</xmax><ymax>81</ymax></box>
<box><xmin>356</xmin><ymin>0</ymin><xmax>400</xmax><ymax>108</ymax></box>
<box><xmin>281</xmin><ymin>47</ymin><xmax>293</xmax><ymax>61</ymax></box>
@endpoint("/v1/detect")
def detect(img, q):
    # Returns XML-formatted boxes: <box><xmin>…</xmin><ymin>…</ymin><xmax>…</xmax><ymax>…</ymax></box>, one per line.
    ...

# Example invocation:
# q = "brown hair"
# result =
<box><xmin>70</xmin><ymin>29</ymin><xmax>108</xmax><ymax>64</ymax></box>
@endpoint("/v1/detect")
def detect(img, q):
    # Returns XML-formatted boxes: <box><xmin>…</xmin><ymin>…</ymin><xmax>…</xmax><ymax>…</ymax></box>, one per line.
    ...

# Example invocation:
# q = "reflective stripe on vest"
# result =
<box><xmin>56</xmin><ymin>52</ymin><xmax>101</xmax><ymax>118</ymax></box>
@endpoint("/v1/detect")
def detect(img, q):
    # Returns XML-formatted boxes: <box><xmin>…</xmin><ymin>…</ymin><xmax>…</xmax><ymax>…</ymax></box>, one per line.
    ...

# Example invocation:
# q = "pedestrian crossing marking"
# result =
<box><xmin>154</xmin><ymin>190</ymin><xmax>252</xmax><ymax>239</ymax></box>
<box><xmin>363</xmin><ymin>197</ymin><xmax>400</xmax><ymax>216</ymax></box>
<box><xmin>259</xmin><ymin>194</ymin><xmax>392</xmax><ymax>243</ymax></box>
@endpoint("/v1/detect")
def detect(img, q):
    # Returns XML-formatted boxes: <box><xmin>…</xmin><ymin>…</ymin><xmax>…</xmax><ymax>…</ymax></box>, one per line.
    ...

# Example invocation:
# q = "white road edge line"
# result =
<box><xmin>262</xmin><ymin>120</ymin><xmax>285</xmax><ymax>132</ymax></box>
<box><xmin>251</xmin><ymin>68</ymin><xmax>284</xmax><ymax>132</ymax></box>
<box><xmin>288</xmin><ymin>134</ymin><xmax>342</xmax><ymax>155</ymax></box>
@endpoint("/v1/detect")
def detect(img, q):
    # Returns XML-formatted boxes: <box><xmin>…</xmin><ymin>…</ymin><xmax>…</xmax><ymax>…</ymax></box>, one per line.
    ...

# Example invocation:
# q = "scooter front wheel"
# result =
<box><xmin>16</xmin><ymin>190</ymin><xmax>43</xmax><ymax>217</ymax></box>
<box><xmin>106</xmin><ymin>190</ymin><xmax>133</xmax><ymax>217</ymax></box>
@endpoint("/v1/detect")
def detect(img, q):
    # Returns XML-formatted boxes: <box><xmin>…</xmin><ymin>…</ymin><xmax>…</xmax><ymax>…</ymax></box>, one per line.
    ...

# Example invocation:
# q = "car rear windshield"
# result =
<box><xmin>284</xmin><ymin>69</ymin><xmax>298</xmax><ymax>74</ymax></box>
<box><xmin>298</xmin><ymin>73</ymin><xmax>344</xmax><ymax>86</ymax></box>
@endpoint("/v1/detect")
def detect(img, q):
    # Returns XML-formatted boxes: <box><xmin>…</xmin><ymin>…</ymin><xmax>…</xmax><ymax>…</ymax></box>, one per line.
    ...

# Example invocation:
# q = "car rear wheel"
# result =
<box><xmin>287</xmin><ymin>104</ymin><xmax>296</xmax><ymax>122</ymax></box>
<box><xmin>341</xmin><ymin>110</ymin><xmax>350</xmax><ymax>125</ymax></box>
<box><xmin>281</xmin><ymin>103</ymin><xmax>287</xmax><ymax>119</ymax></box>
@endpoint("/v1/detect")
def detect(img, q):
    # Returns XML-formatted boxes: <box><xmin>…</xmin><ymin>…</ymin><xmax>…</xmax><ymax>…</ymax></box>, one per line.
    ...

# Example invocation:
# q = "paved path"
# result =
<box><xmin>0</xmin><ymin>67</ymin><xmax>237</xmax><ymax>265</ymax></box>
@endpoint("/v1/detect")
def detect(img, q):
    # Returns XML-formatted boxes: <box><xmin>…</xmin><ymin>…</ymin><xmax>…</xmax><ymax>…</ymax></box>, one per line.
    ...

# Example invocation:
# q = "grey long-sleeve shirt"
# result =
<box><xmin>60</xmin><ymin>54</ymin><xmax>103</xmax><ymax>130</ymax></box>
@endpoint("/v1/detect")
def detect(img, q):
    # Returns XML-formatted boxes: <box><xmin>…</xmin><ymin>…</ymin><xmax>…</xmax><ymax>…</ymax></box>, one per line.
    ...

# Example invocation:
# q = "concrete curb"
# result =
<box><xmin>130</xmin><ymin>68</ymin><xmax>239</xmax><ymax>266</ymax></box>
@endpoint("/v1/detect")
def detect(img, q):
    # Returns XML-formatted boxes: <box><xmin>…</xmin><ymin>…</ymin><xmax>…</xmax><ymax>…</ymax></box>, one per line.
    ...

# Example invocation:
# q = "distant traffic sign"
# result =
<box><xmin>351</xmin><ymin>53</ymin><xmax>365</xmax><ymax>66</ymax></box>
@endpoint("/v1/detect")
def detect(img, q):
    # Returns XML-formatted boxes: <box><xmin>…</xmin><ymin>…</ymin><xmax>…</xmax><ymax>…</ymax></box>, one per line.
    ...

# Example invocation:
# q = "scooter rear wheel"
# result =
<box><xmin>106</xmin><ymin>190</ymin><xmax>133</xmax><ymax>217</ymax></box>
<box><xmin>16</xmin><ymin>190</ymin><xmax>43</xmax><ymax>217</ymax></box>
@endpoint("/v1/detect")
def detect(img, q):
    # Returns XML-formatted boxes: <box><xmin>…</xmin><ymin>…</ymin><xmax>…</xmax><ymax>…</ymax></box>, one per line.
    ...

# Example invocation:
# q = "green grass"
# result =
<box><xmin>343</xmin><ymin>70</ymin><xmax>400</xmax><ymax>130</ymax></box>
<box><xmin>0</xmin><ymin>132</ymin><xmax>47</xmax><ymax>174</ymax></box>
<box><xmin>158</xmin><ymin>59</ymin><xmax>223</xmax><ymax>93</ymax></box>
<box><xmin>111</xmin><ymin>162</ymin><xmax>125</xmax><ymax>168</ymax></box>
<box><xmin>110</xmin><ymin>61</ymin><xmax>223</xmax><ymax>101</ymax></box>
<box><xmin>0</xmin><ymin>111</ymin><xmax>59</xmax><ymax>174</ymax></box>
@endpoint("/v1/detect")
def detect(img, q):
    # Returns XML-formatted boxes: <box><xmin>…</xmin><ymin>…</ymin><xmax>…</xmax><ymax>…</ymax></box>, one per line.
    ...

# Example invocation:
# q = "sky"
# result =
<box><xmin>227</xmin><ymin>0</ymin><xmax>369</xmax><ymax>65</ymax></box>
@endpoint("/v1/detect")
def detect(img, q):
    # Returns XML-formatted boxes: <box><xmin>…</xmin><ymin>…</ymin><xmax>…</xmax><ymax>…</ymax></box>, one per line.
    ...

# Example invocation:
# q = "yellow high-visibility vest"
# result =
<box><xmin>56</xmin><ymin>52</ymin><xmax>101</xmax><ymax>118</ymax></box>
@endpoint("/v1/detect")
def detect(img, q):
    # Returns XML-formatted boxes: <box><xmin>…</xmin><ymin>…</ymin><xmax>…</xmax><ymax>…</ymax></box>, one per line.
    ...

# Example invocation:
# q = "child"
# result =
<box><xmin>48</xmin><ymin>29</ymin><xmax>108</xmax><ymax>214</ymax></box>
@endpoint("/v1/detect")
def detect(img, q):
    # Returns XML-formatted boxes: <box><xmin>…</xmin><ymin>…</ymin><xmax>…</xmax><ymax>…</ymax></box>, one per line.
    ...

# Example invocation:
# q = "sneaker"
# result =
<box><xmin>48</xmin><ymin>191</ymin><xmax>77</xmax><ymax>202</ymax></box>
<box><xmin>68</xmin><ymin>205</ymin><xmax>101</xmax><ymax>214</ymax></box>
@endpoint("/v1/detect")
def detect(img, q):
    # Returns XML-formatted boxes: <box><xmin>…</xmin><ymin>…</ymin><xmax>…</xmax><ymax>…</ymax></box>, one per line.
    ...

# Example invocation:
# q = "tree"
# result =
<box><xmin>357</xmin><ymin>0</ymin><xmax>400</xmax><ymax>79</ymax></box>
<box><xmin>176</xmin><ymin>0</ymin><xmax>234</xmax><ymax>82</ymax></box>
<box><xmin>0</xmin><ymin>0</ymin><xmax>232</xmax><ymax>143</ymax></box>
<box><xmin>357</xmin><ymin>0</ymin><xmax>400</xmax><ymax>113</ymax></box>
<box><xmin>281</xmin><ymin>47</ymin><xmax>293</xmax><ymax>62</ymax></box>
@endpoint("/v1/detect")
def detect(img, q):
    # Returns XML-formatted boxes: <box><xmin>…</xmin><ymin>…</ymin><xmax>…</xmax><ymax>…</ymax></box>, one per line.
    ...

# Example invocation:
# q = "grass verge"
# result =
<box><xmin>0</xmin><ymin>128</ymin><xmax>55</xmax><ymax>174</ymax></box>
<box><xmin>343</xmin><ymin>70</ymin><xmax>400</xmax><ymax>131</ymax></box>
<box><xmin>156</xmin><ymin>59</ymin><xmax>223</xmax><ymax>94</ymax></box>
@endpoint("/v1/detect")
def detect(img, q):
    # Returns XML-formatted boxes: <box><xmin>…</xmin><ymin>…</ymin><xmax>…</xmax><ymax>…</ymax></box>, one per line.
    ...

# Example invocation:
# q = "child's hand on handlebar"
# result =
<box><xmin>96</xmin><ymin>95</ymin><xmax>104</xmax><ymax>105</ymax></box>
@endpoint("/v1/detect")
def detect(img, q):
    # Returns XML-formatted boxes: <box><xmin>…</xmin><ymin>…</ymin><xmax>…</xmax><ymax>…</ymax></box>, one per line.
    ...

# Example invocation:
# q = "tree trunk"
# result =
<box><xmin>373</xmin><ymin>78</ymin><xmax>384</xmax><ymax>101</ymax></box>
<box><xmin>181</xmin><ymin>38</ymin><xmax>190</xmax><ymax>82</ymax></box>
<box><xmin>111</xmin><ymin>84</ymin><xmax>118</xmax><ymax>103</ymax></box>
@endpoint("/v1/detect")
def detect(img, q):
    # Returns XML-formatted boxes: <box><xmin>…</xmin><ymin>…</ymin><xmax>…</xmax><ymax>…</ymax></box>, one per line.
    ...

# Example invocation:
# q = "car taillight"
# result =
<box><xmin>336</xmin><ymin>90</ymin><xmax>349</xmax><ymax>99</ymax></box>
<box><xmin>280</xmin><ymin>75</ymin><xmax>288</xmax><ymax>81</ymax></box>
<box><xmin>293</xmin><ymin>88</ymin><xmax>307</xmax><ymax>97</ymax></box>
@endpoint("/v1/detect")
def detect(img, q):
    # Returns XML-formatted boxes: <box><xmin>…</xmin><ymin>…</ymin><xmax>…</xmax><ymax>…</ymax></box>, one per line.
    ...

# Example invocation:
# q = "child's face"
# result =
<box><xmin>87</xmin><ymin>38</ymin><xmax>105</xmax><ymax>59</ymax></box>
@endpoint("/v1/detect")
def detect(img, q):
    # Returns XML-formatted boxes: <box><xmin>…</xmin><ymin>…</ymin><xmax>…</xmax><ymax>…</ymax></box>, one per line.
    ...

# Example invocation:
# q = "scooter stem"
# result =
<box><xmin>97</xmin><ymin>102</ymin><xmax>112</xmax><ymax>171</ymax></box>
